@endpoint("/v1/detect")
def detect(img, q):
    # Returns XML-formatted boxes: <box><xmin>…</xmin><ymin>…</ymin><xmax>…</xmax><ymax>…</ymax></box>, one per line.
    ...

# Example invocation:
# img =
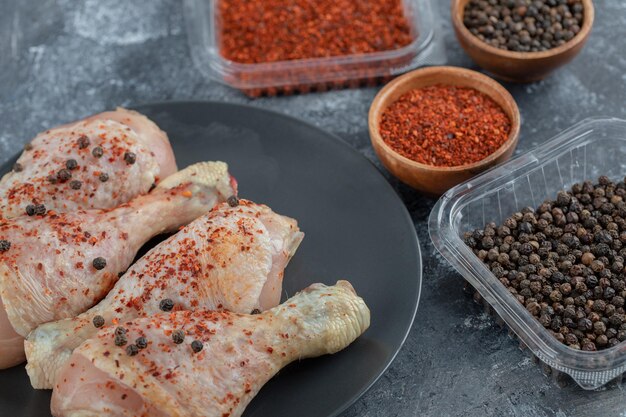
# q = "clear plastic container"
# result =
<box><xmin>429</xmin><ymin>117</ymin><xmax>626</xmax><ymax>390</ymax></box>
<box><xmin>183</xmin><ymin>0</ymin><xmax>446</xmax><ymax>97</ymax></box>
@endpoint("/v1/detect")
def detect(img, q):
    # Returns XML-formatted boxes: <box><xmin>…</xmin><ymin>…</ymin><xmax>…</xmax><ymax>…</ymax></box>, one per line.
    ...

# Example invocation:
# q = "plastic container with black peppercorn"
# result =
<box><xmin>465</xmin><ymin>180</ymin><xmax>626</xmax><ymax>353</ymax></box>
<box><xmin>431</xmin><ymin>117</ymin><xmax>626</xmax><ymax>390</ymax></box>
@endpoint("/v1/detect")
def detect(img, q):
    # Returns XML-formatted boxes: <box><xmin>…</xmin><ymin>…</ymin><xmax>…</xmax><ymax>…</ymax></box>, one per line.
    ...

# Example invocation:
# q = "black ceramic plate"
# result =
<box><xmin>0</xmin><ymin>101</ymin><xmax>421</xmax><ymax>417</ymax></box>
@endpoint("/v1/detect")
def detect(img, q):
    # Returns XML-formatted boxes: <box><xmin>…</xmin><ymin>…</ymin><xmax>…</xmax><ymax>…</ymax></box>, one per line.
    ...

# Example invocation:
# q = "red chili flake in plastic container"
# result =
<box><xmin>216</xmin><ymin>0</ymin><xmax>414</xmax><ymax>96</ymax></box>
<box><xmin>379</xmin><ymin>84</ymin><xmax>511</xmax><ymax>167</ymax></box>
<box><xmin>220</xmin><ymin>0</ymin><xmax>412</xmax><ymax>64</ymax></box>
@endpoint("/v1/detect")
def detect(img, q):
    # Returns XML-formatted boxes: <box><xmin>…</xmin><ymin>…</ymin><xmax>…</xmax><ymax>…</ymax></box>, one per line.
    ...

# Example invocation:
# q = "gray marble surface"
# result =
<box><xmin>1</xmin><ymin>1</ymin><xmax>626</xmax><ymax>416</ymax></box>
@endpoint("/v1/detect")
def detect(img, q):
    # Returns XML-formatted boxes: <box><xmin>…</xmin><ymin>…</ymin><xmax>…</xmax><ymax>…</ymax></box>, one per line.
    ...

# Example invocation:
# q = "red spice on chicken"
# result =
<box><xmin>24</xmin><ymin>199</ymin><xmax>303</xmax><ymax>389</ymax></box>
<box><xmin>0</xmin><ymin>108</ymin><xmax>177</xmax><ymax>220</ymax></box>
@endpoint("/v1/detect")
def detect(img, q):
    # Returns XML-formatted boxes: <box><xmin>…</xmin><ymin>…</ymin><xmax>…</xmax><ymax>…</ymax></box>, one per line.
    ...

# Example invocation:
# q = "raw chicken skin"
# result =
<box><xmin>83</xmin><ymin>108</ymin><xmax>177</xmax><ymax>177</ymax></box>
<box><xmin>25</xmin><ymin>199</ymin><xmax>304</xmax><ymax>388</ymax></box>
<box><xmin>51</xmin><ymin>281</ymin><xmax>370</xmax><ymax>417</ymax></box>
<box><xmin>0</xmin><ymin>161</ymin><xmax>235</xmax><ymax>369</ymax></box>
<box><xmin>0</xmin><ymin>108</ymin><xmax>177</xmax><ymax>219</ymax></box>
<box><xmin>0</xmin><ymin>295</ymin><xmax>24</xmax><ymax>365</ymax></box>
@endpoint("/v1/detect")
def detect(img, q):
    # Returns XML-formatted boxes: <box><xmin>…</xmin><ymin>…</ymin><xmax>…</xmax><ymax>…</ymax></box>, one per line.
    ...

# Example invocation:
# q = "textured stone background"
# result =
<box><xmin>1</xmin><ymin>1</ymin><xmax>626</xmax><ymax>416</ymax></box>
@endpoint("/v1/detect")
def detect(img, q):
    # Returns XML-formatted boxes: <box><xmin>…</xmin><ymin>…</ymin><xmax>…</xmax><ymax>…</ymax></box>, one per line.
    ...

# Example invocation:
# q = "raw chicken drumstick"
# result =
<box><xmin>26</xmin><ymin>199</ymin><xmax>304</xmax><ymax>389</ymax></box>
<box><xmin>51</xmin><ymin>281</ymin><xmax>370</xmax><ymax>417</ymax></box>
<box><xmin>0</xmin><ymin>161</ymin><xmax>235</xmax><ymax>368</ymax></box>
<box><xmin>0</xmin><ymin>108</ymin><xmax>177</xmax><ymax>219</ymax></box>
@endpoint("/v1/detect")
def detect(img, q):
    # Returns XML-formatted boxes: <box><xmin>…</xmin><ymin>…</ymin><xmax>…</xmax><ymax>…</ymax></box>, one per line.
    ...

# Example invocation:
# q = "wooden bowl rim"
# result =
<box><xmin>369</xmin><ymin>65</ymin><xmax>521</xmax><ymax>173</ymax></box>
<box><xmin>451</xmin><ymin>0</ymin><xmax>594</xmax><ymax>60</ymax></box>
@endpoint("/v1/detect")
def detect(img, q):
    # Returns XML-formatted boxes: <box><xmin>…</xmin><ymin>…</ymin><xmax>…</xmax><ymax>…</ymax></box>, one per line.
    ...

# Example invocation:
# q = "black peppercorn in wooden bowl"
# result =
<box><xmin>451</xmin><ymin>0</ymin><xmax>594</xmax><ymax>82</ymax></box>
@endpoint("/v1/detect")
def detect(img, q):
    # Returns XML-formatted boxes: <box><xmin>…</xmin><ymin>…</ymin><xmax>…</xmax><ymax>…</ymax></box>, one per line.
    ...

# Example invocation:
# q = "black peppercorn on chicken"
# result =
<box><xmin>0</xmin><ymin>162</ymin><xmax>236</xmax><ymax>369</ymax></box>
<box><xmin>25</xmin><ymin>199</ymin><xmax>303</xmax><ymax>389</ymax></box>
<box><xmin>51</xmin><ymin>281</ymin><xmax>370</xmax><ymax>417</ymax></box>
<box><xmin>0</xmin><ymin>108</ymin><xmax>177</xmax><ymax>220</ymax></box>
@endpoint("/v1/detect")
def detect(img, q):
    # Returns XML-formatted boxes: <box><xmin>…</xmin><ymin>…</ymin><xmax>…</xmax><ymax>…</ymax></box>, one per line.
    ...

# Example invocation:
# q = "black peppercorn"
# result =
<box><xmin>560</xmin><ymin>283</ymin><xmax>572</xmax><ymax>295</ymax></box>
<box><xmin>13</xmin><ymin>163</ymin><xmax>23</xmax><ymax>172</ymax></box>
<box><xmin>465</xmin><ymin>176</ymin><xmax>626</xmax><ymax>351</ymax></box>
<box><xmin>596</xmin><ymin>334</ymin><xmax>608</xmax><ymax>346</ymax></box>
<box><xmin>92</xmin><ymin>315</ymin><xmax>105</xmax><ymax>328</ymax></box>
<box><xmin>556</xmin><ymin>191</ymin><xmax>572</xmax><ymax>207</ymax></box>
<box><xmin>99</xmin><ymin>172</ymin><xmax>109</xmax><ymax>182</ymax></box>
<box><xmin>565</xmin><ymin>333</ymin><xmax>578</xmax><ymax>345</ymax></box>
<box><xmin>92</xmin><ymin>146</ymin><xmax>104</xmax><ymax>158</ymax></box>
<box><xmin>519</xmin><ymin>222</ymin><xmax>534</xmax><ymax>234</ymax></box>
<box><xmin>114</xmin><ymin>333</ymin><xmax>127</xmax><ymax>347</ymax></box>
<box><xmin>593</xmin><ymin>321</ymin><xmax>606</xmax><ymax>335</ymax></box>
<box><xmin>159</xmin><ymin>298</ymin><xmax>174</xmax><ymax>312</ymax></box>
<box><xmin>0</xmin><ymin>239</ymin><xmax>10</xmax><ymax>252</ymax></box>
<box><xmin>57</xmin><ymin>168</ymin><xmax>72</xmax><ymax>182</ymax></box>
<box><xmin>27</xmin><ymin>204</ymin><xmax>47</xmax><ymax>216</ymax></box>
<box><xmin>593</xmin><ymin>243</ymin><xmax>611</xmax><ymax>257</ymax></box>
<box><xmin>135</xmin><ymin>337</ymin><xmax>148</xmax><ymax>349</ymax></box>
<box><xmin>227</xmin><ymin>196</ymin><xmax>239</xmax><ymax>208</ymax></box>
<box><xmin>66</xmin><ymin>159</ymin><xmax>78</xmax><ymax>170</ymax></box>
<box><xmin>70</xmin><ymin>180</ymin><xmax>82</xmax><ymax>190</ymax></box>
<box><xmin>93</xmin><ymin>257</ymin><xmax>107</xmax><ymax>270</ymax></box>
<box><xmin>126</xmin><ymin>344</ymin><xmax>139</xmax><ymax>356</ymax></box>
<box><xmin>582</xmin><ymin>341</ymin><xmax>597</xmax><ymax>351</ymax></box>
<box><xmin>191</xmin><ymin>340</ymin><xmax>203</xmax><ymax>353</ymax></box>
<box><xmin>578</xmin><ymin>318</ymin><xmax>592</xmax><ymax>332</ymax></box>
<box><xmin>251</xmin><ymin>309</ymin><xmax>261</xmax><ymax>315</ymax></box>
<box><xmin>526</xmin><ymin>302</ymin><xmax>541</xmax><ymax>316</ymax></box>
<box><xmin>124</xmin><ymin>152</ymin><xmax>137</xmax><ymax>165</ymax></box>
<box><xmin>549</xmin><ymin>290</ymin><xmax>563</xmax><ymax>303</ymax></box>
<box><xmin>115</xmin><ymin>327</ymin><xmax>127</xmax><ymax>336</ymax></box>
<box><xmin>612</xmin><ymin>296</ymin><xmax>625</xmax><ymax>307</ymax></box>
<box><xmin>77</xmin><ymin>135</ymin><xmax>90</xmax><ymax>149</ymax></box>
<box><xmin>172</xmin><ymin>330</ymin><xmax>185</xmax><ymax>344</ymax></box>
<box><xmin>563</xmin><ymin>306</ymin><xmax>576</xmax><ymax>319</ymax></box>
<box><xmin>604</xmin><ymin>287</ymin><xmax>616</xmax><ymax>300</ymax></box>
<box><xmin>465</xmin><ymin>236</ymin><xmax>477</xmax><ymax>248</ymax></box>
<box><xmin>519</xmin><ymin>243</ymin><xmax>534</xmax><ymax>255</ymax></box>
<box><xmin>594</xmin><ymin>230</ymin><xmax>613</xmax><ymax>245</ymax></box>
<box><xmin>24</xmin><ymin>143</ymin><xmax>33</xmax><ymax>151</ymax></box>
<box><xmin>593</xmin><ymin>300</ymin><xmax>607</xmax><ymax>312</ymax></box>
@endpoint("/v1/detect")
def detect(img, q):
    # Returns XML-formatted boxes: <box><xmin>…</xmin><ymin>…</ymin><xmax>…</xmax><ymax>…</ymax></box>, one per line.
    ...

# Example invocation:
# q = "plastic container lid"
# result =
<box><xmin>430</xmin><ymin>117</ymin><xmax>626</xmax><ymax>390</ymax></box>
<box><xmin>184</xmin><ymin>0</ymin><xmax>446</xmax><ymax>95</ymax></box>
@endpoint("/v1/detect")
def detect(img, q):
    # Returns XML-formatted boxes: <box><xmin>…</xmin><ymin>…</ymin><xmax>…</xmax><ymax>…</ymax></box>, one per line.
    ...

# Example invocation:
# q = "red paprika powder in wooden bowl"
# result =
<box><xmin>369</xmin><ymin>66</ymin><xmax>520</xmax><ymax>195</ymax></box>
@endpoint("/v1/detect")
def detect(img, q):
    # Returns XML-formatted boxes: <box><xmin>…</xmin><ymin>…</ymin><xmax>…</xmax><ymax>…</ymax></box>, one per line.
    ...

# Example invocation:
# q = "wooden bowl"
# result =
<box><xmin>368</xmin><ymin>66</ymin><xmax>520</xmax><ymax>195</ymax></box>
<box><xmin>451</xmin><ymin>0</ymin><xmax>594</xmax><ymax>82</ymax></box>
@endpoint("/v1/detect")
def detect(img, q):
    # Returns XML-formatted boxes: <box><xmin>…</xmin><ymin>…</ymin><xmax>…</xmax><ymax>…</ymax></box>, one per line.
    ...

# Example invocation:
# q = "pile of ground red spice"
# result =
<box><xmin>379</xmin><ymin>85</ymin><xmax>511</xmax><ymax>167</ymax></box>
<box><xmin>218</xmin><ymin>0</ymin><xmax>414</xmax><ymax>64</ymax></box>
